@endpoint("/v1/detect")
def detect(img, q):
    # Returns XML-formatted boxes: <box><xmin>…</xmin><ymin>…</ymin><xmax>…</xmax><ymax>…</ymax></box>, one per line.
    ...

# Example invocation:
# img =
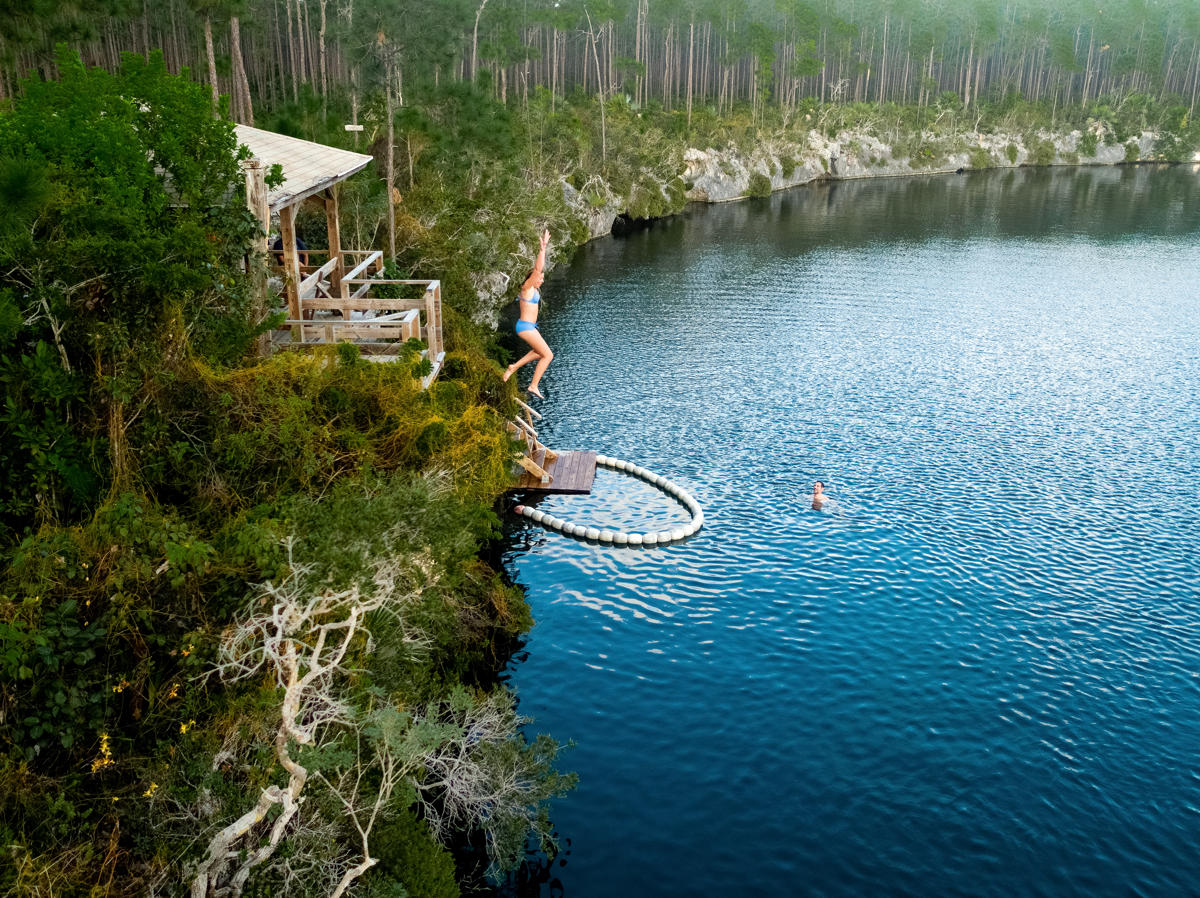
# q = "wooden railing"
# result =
<box><xmin>271</xmin><ymin>250</ymin><xmax>442</xmax><ymax>384</ymax></box>
<box><xmin>335</xmin><ymin>277</ymin><xmax>444</xmax><ymax>362</ymax></box>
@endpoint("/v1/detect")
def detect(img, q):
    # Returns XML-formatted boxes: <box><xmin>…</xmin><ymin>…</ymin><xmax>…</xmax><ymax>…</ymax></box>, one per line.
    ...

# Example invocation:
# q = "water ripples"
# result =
<box><xmin>502</xmin><ymin>167</ymin><xmax>1200</xmax><ymax>898</ymax></box>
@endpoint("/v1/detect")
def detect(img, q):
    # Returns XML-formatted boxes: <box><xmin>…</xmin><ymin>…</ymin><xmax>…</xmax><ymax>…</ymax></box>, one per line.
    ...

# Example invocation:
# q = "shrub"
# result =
<box><xmin>779</xmin><ymin>155</ymin><xmax>796</xmax><ymax>178</ymax></box>
<box><xmin>373</xmin><ymin>810</ymin><xmax>461</xmax><ymax>898</ymax></box>
<box><xmin>746</xmin><ymin>172</ymin><xmax>772</xmax><ymax>197</ymax></box>
<box><xmin>968</xmin><ymin>147</ymin><xmax>992</xmax><ymax>169</ymax></box>
<box><xmin>1029</xmin><ymin>138</ymin><xmax>1057</xmax><ymax>166</ymax></box>
<box><xmin>1079</xmin><ymin>130</ymin><xmax>1100</xmax><ymax>156</ymax></box>
<box><xmin>1124</xmin><ymin>140</ymin><xmax>1140</xmax><ymax>162</ymax></box>
<box><xmin>1005</xmin><ymin>143</ymin><xmax>1019</xmax><ymax>164</ymax></box>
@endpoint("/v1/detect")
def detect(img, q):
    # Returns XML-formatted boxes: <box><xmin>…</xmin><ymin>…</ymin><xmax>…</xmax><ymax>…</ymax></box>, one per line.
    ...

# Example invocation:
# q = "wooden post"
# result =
<box><xmin>242</xmin><ymin>158</ymin><xmax>271</xmax><ymax>355</ymax></box>
<box><xmin>324</xmin><ymin>187</ymin><xmax>345</xmax><ymax>311</ymax></box>
<box><xmin>279</xmin><ymin>203</ymin><xmax>302</xmax><ymax>322</ymax></box>
<box><xmin>435</xmin><ymin>281</ymin><xmax>443</xmax><ymax>357</ymax></box>
<box><xmin>424</xmin><ymin>285</ymin><xmax>437</xmax><ymax>358</ymax></box>
<box><xmin>243</xmin><ymin>158</ymin><xmax>270</xmax><ymax>250</ymax></box>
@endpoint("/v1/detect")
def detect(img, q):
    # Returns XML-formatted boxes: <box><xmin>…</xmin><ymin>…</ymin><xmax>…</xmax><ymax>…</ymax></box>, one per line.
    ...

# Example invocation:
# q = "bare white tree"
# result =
<box><xmin>187</xmin><ymin>524</ymin><xmax>568</xmax><ymax>895</ymax></box>
<box><xmin>189</xmin><ymin>541</ymin><xmax>429</xmax><ymax>898</ymax></box>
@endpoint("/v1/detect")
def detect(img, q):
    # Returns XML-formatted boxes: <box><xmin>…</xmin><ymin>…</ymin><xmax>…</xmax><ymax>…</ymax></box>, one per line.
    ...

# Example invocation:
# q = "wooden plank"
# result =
<box><xmin>555</xmin><ymin>451</ymin><xmax>577</xmax><ymax>486</ymax></box>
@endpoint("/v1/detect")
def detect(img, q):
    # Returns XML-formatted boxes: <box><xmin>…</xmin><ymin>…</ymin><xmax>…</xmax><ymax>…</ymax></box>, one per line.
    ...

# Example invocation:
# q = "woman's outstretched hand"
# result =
<box><xmin>540</xmin><ymin>228</ymin><xmax>550</xmax><ymax>249</ymax></box>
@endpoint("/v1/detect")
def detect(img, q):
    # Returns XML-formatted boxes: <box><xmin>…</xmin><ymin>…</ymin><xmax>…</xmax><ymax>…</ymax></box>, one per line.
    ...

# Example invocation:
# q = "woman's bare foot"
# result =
<box><xmin>502</xmin><ymin>363</ymin><xmax>517</xmax><ymax>382</ymax></box>
<box><xmin>527</xmin><ymin>384</ymin><xmax>545</xmax><ymax>399</ymax></box>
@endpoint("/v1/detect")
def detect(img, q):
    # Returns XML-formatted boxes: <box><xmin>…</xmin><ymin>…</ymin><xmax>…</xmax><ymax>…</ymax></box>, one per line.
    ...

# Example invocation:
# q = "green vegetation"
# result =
<box><xmin>968</xmin><ymin>146</ymin><xmax>994</xmax><ymax>170</ymax></box>
<box><xmin>1080</xmin><ymin>130</ymin><xmax>1101</xmax><ymax>157</ymax></box>
<box><xmin>747</xmin><ymin>172</ymin><xmax>773</xmax><ymax>197</ymax></box>
<box><xmin>1029</xmin><ymin>138</ymin><xmax>1059</xmax><ymax>166</ymax></box>
<box><xmin>0</xmin><ymin>51</ymin><xmax>572</xmax><ymax>896</ymax></box>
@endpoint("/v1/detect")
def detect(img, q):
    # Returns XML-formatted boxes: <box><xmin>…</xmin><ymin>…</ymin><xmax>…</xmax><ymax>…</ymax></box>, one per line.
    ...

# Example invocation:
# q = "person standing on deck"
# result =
<box><xmin>503</xmin><ymin>228</ymin><xmax>554</xmax><ymax>399</ymax></box>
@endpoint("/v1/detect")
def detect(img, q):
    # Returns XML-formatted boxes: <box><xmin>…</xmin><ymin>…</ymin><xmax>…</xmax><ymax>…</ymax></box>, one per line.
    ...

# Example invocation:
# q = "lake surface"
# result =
<box><xmin>499</xmin><ymin>165</ymin><xmax>1200</xmax><ymax>897</ymax></box>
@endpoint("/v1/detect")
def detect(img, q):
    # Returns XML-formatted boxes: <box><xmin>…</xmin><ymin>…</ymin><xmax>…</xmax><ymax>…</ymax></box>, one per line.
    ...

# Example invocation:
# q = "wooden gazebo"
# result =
<box><xmin>238</xmin><ymin>125</ymin><xmax>444</xmax><ymax>381</ymax></box>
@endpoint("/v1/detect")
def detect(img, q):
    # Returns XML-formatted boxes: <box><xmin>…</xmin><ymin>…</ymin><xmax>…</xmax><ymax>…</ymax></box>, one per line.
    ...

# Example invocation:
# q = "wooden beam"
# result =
<box><xmin>300</xmin><ymin>297</ymin><xmax>423</xmax><ymax>311</ymax></box>
<box><xmin>324</xmin><ymin>187</ymin><xmax>345</xmax><ymax>304</ymax></box>
<box><xmin>431</xmin><ymin>282</ymin><xmax>444</xmax><ymax>358</ymax></box>
<box><xmin>517</xmin><ymin>455</ymin><xmax>551</xmax><ymax>482</ymax></box>
<box><xmin>279</xmin><ymin>203</ymin><xmax>302</xmax><ymax>321</ymax></box>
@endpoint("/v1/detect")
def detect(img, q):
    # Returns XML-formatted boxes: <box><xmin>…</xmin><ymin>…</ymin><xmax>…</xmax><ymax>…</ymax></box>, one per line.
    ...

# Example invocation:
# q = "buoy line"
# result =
<box><xmin>513</xmin><ymin>454</ymin><xmax>704</xmax><ymax>546</ymax></box>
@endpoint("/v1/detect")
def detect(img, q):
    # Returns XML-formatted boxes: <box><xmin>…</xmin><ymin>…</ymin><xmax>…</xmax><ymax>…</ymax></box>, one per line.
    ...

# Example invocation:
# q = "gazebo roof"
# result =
<box><xmin>235</xmin><ymin>124</ymin><xmax>374</xmax><ymax>213</ymax></box>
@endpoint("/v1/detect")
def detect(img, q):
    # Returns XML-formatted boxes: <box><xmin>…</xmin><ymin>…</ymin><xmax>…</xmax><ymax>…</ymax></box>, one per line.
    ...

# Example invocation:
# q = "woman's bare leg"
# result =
<box><xmin>504</xmin><ymin>349</ymin><xmax>540</xmax><ymax>381</ymax></box>
<box><xmin>516</xmin><ymin>328</ymin><xmax>554</xmax><ymax>397</ymax></box>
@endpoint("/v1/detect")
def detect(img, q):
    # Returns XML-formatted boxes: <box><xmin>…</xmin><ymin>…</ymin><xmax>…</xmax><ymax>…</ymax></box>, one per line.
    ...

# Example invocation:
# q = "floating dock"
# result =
<box><xmin>512</xmin><ymin>449</ymin><xmax>597</xmax><ymax>494</ymax></box>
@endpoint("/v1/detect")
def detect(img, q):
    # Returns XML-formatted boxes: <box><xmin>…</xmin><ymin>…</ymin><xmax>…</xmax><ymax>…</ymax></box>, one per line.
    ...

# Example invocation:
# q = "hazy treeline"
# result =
<box><xmin>2</xmin><ymin>0</ymin><xmax>1199</xmax><ymax>121</ymax></box>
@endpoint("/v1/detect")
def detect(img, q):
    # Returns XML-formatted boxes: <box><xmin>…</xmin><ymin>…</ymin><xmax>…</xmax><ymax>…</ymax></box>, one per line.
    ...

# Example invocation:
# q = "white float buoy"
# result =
<box><xmin>512</xmin><ymin>455</ymin><xmax>703</xmax><ymax>548</ymax></box>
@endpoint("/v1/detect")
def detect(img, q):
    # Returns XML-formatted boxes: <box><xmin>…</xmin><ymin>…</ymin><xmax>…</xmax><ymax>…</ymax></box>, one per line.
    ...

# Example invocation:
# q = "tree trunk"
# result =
<box><xmin>295</xmin><ymin>0</ymin><xmax>308</xmax><ymax>86</ymax></box>
<box><xmin>204</xmin><ymin>15</ymin><xmax>219</xmax><ymax>116</ymax></box>
<box><xmin>586</xmin><ymin>10</ymin><xmax>606</xmax><ymax>163</ymax></box>
<box><xmin>386</xmin><ymin>57</ymin><xmax>396</xmax><ymax>261</ymax></box>
<box><xmin>686</xmin><ymin>18</ymin><xmax>694</xmax><ymax>130</ymax></box>
<box><xmin>286</xmin><ymin>0</ymin><xmax>298</xmax><ymax>101</ymax></box>
<box><xmin>231</xmin><ymin>16</ymin><xmax>254</xmax><ymax>126</ymax></box>
<box><xmin>319</xmin><ymin>0</ymin><xmax>328</xmax><ymax>114</ymax></box>
<box><xmin>471</xmin><ymin>0</ymin><xmax>490</xmax><ymax>85</ymax></box>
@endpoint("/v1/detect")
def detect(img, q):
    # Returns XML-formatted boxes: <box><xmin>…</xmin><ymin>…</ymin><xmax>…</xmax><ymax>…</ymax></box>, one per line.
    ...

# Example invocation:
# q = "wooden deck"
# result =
<box><xmin>512</xmin><ymin>450</ymin><xmax>597</xmax><ymax>494</ymax></box>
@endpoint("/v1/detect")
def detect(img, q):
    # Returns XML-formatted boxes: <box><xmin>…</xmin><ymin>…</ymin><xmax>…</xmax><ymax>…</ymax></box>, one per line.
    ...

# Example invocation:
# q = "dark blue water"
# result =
<box><xmin>501</xmin><ymin>166</ymin><xmax>1200</xmax><ymax>897</ymax></box>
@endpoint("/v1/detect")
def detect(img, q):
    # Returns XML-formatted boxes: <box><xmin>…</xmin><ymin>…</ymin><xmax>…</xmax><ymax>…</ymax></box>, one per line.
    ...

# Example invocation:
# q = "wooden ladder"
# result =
<box><xmin>509</xmin><ymin>397</ymin><xmax>557</xmax><ymax>483</ymax></box>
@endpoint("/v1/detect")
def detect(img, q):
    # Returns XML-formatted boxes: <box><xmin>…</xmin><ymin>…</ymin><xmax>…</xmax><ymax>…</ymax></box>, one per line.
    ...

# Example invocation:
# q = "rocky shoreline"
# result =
<box><xmin>476</xmin><ymin>124</ymin><xmax>1162</xmax><ymax>323</ymax></box>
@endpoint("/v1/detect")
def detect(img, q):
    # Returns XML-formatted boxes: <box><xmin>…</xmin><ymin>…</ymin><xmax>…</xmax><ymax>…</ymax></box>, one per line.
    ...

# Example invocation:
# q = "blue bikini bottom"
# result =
<box><xmin>515</xmin><ymin>320</ymin><xmax>539</xmax><ymax>334</ymax></box>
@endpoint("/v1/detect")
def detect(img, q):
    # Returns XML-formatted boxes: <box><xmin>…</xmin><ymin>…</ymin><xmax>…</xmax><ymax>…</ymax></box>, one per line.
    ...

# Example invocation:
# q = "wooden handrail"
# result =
<box><xmin>342</xmin><ymin>279</ymin><xmax>441</xmax><ymax>288</ymax></box>
<box><xmin>343</xmin><ymin>250</ymin><xmax>384</xmax><ymax>283</ymax></box>
<box><xmin>301</xmin><ymin>297</ymin><xmax>424</xmax><ymax>310</ymax></box>
<box><xmin>298</xmin><ymin>257</ymin><xmax>339</xmax><ymax>297</ymax></box>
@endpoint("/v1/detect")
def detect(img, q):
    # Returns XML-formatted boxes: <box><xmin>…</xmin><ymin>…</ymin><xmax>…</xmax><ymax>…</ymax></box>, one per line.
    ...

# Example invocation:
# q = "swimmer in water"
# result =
<box><xmin>812</xmin><ymin>481</ymin><xmax>828</xmax><ymax>510</ymax></box>
<box><xmin>502</xmin><ymin>228</ymin><xmax>553</xmax><ymax>399</ymax></box>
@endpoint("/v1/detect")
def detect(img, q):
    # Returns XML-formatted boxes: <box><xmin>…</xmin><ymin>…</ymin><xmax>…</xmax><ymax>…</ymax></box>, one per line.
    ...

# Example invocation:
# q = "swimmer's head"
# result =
<box><xmin>814</xmin><ymin>481</ymin><xmax>825</xmax><ymax>492</ymax></box>
<box><xmin>524</xmin><ymin>268</ymin><xmax>545</xmax><ymax>289</ymax></box>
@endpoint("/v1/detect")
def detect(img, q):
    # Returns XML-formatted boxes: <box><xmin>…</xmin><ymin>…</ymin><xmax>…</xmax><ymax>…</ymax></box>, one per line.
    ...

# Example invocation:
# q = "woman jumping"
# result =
<box><xmin>502</xmin><ymin>228</ymin><xmax>554</xmax><ymax>399</ymax></box>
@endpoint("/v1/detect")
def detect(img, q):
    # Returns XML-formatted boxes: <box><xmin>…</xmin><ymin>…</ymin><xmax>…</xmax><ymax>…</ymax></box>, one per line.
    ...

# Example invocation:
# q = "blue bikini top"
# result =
<box><xmin>519</xmin><ymin>288</ymin><xmax>541</xmax><ymax>305</ymax></box>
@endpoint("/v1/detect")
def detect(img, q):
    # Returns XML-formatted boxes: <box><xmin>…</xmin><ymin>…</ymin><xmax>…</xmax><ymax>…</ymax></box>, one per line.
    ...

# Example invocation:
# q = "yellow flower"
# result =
<box><xmin>143</xmin><ymin>782</ymin><xmax>158</xmax><ymax>798</ymax></box>
<box><xmin>91</xmin><ymin>733</ymin><xmax>115</xmax><ymax>773</ymax></box>
<box><xmin>180</xmin><ymin>720</ymin><xmax>195</xmax><ymax>734</ymax></box>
